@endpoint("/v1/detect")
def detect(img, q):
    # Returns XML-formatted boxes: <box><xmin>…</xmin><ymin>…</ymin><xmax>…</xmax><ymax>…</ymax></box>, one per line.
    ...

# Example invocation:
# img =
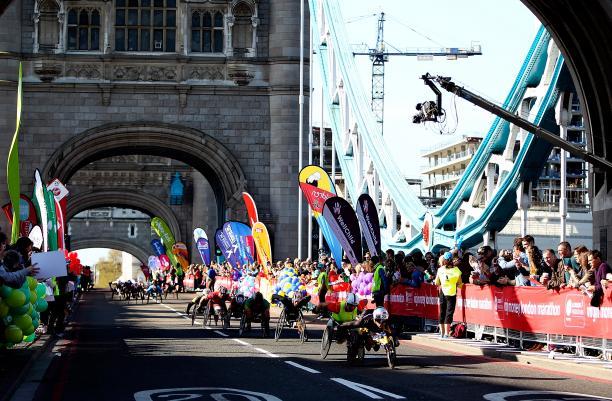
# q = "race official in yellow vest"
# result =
<box><xmin>434</xmin><ymin>251</ymin><xmax>463</xmax><ymax>338</ymax></box>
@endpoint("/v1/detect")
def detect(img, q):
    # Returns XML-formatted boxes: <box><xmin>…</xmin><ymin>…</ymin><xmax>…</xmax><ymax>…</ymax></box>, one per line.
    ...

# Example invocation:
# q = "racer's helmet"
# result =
<box><xmin>219</xmin><ymin>286</ymin><xmax>228</xmax><ymax>296</ymax></box>
<box><xmin>373</xmin><ymin>307</ymin><xmax>389</xmax><ymax>323</ymax></box>
<box><xmin>345</xmin><ymin>292</ymin><xmax>359</xmax><ymax>306</ymax></box>
<box><xmin>202</xmin><ymin>289</ymin><xmax>211</xmax><ymax>297</ymax></box>
<box><xmin>292</xmin><ymin>291</ymin><xmax>303</xmax><ymax>303</ymax></box>
<box><xmin>236</xmin><ymin>294</ymin><xmax>245</xmax><ymax>305</ymax></box>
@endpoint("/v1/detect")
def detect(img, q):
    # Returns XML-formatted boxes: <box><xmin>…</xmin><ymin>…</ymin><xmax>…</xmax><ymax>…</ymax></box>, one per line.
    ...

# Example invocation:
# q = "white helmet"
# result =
<box><xmin>203</xmin><ymin>289</ymin><xmax>211</xmax><ymax>297</ymax></box>
<box><xmin>373</xmin><ymin>307</ymin><xmax>389</xmax><ymax>323</ymax></box>
<box><xmin>345</xmin><ymin>292</ymin><xmax>359</xmax><ymax>306</ymax></box>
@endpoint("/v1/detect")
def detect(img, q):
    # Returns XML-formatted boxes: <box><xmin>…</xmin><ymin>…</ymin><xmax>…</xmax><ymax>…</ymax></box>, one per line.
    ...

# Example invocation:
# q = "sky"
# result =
<box><xmin>78</xmin><ymin>247</ymin><xmax>112</xmax><ymax>266</ymax></box>
<box><xmin>314</xmin><ymin>0</ymin><xmax>539</xmax><ymax>178</ymax></box>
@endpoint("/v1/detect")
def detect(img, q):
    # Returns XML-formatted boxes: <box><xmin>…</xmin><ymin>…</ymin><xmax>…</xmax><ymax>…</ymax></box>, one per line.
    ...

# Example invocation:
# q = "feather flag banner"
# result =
<box><xmin>7</xmin><ymin>63</ymin><xmax>23</xmax><ymax>242</ymax></box>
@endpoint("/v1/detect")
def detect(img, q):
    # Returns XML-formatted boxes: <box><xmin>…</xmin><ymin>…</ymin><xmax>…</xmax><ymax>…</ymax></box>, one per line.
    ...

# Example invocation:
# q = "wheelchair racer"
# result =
<box><xmin>243</xmin><ymin>292</ymin><xmax>271</xmax><ymax>336</ymax></box>
<box><xmin>312</xmin><ymin>292</ymin><xmax>367</xmax><ymax>343</ymax></box>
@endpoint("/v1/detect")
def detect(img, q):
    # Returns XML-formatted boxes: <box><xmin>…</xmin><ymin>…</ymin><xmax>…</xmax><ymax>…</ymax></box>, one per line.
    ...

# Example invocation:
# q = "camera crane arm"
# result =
<box><xmin>421</xmin><ymin>73</ymin><xmax>612</xmax><ymax>172</ymax></box>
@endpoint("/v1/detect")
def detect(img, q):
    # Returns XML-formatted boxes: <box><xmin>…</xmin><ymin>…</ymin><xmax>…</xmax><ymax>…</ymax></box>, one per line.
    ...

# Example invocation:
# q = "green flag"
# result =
<box><xmin>7</xmin><ymin>63</ymin><xmax>22</xmax><ymax>243</ymax></box>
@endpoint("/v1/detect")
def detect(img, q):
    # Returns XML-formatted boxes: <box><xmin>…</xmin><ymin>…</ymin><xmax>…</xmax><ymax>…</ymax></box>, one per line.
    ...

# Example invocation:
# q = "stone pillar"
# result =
<box><xmin>592</xmin><ymin>183</ymin><xmax>612</xmax><ymax>259</ymax></box>
<box><xmin>267</xmin><ymin>0</ymin><xmax>309</xmax><ymax>259</ymax></box>
<box><xmin>121</xmin><ymin>251</ymin><xmax>133</xmax><ymax>280</ymax></box>
<box><xmin>191</xmin><ymin>170</ymin><xmax>218</xmax><ymax>262</ymax></box>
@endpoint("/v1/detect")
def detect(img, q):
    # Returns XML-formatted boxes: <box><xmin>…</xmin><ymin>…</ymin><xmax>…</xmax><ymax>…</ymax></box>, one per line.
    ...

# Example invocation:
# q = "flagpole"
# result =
<box><xmin>297</xmin><ymin>0</ymin><xmax>305</xmax><ymax>260</ymax></box>
<box><xmin>307</xmin><ymin>5</ymin><xmax>314</xmax><ymax>261</ymax></box>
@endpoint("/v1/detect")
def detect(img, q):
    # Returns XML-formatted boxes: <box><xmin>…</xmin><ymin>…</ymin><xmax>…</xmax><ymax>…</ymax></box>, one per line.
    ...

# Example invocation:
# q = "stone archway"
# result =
<box><xmin>520</xmin><ymin>0</ymin><xmax>612</xmax><ymax>255</ymax></box>
<box><xmin>66</xmin><ymin>190</ymin><xmax>182</xmax><ymax>242</ymax></box>
<box><xmin>71</xmin><ymin>238</ymin><xmax>148</xmax><ymax>265</ymax></box>
<box><xmin>43</xmin><ymin>122</ymin><xmax>248</xmax><ymax>224</ymax></box>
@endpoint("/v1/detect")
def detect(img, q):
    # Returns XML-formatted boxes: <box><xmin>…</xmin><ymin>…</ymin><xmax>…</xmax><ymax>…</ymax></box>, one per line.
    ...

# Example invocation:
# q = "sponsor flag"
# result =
<box><xmin>158</xmin><ymin>254</ymin><xmax>171</xmax><ymax>271</ymax></box>
<box><xmin>215</xmin><ymin>228</ymin><xmax>241</xmax><ymax>268</ymax></box>
<box><xmin>171</xmin><ymin>242</ymin><xmax>189</xmax><ymax>272</ymax></box>
<box><xmin>43</xmin><ymin>182</ymin><xmax>58</xmax><ymax>250</ymax></box>
<box><xmin>298</xmin><ymin>165</ymin><xmax>343</xmax><ymax>264</ymax></box>
<box><xmin>2</xmin><ymin>194</ymin><xmax>38</xmax><ymax>237</ymax></box>
<box><xmin>6</xmin><ymin>63</ymin><xmax>23</xmax><ymax>243</ymax></box>
<box><xmin>229</xmin><ymin>221</ymin><xmax>255</xmax><ymax>265</ymax></box>
<box><xmin>148</xmin><ymin>255</ymin><xmax>161</xmax><ymax>270</ymax></box>
<box><xmin>172</xmin><ymin>242</ymin><xmax>189</xmax><ymax>259</ymax></box>
<box><xmin>193</xmin><ymin>228</ymin><xmax>210</xmax><ymax>266</ymax></box>
<box><xmin>151</xmin><ymin>217</ymin><xmax>180</xmax><ymax>269</ymax></box>
<box><xmin>151</xmin><ymin>239</ymin><xmax>166</xmax><ymax>257</ymax></box>
<box><xmin>47</xmin><ymin>178</ymin><xmax>69</xmax><ymax>224</ymax></box>
<box><xmin>55</xmin><ymin>198</ymin><xmax>65</xmax><ymax>249</ymax></box>
<box><xmin>252</xmin><ymin>221</ymin><xmax>272</xmax><ymax>271</ymax></box>
<box><xmin>356</xmin><ymin>193</ymin><xmax>381</xmax><ymax>256</ymax></box>
<box><xmin>242</xmin><ymin>192</ymin><xmax>259</xmax><ymax>227</ymax></box>
<box><xmin>322</xmin><ymin>196</ymin><xmax>363</xmax><ymax>265</ymax></box>
<box><xmin>32</xmin><ymin>170</ymin><xmax>48</xmax><ymax>251</ymax></box>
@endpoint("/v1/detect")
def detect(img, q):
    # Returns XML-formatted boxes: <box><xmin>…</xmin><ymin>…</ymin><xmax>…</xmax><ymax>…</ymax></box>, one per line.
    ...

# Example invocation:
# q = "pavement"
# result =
<box><xmin>403</xmin><ymin>333</ymin><xmax>612</xmax><ymax>383</ymax></box>
<box><xmin>0</xmin><ymin>333</ymin><xmax>53</xmax><ymax>401</ymax></box>
<box><xmin>2</xmin><ymin>289</ymin><xmax>611</xmax><ymax>401</ymax></box>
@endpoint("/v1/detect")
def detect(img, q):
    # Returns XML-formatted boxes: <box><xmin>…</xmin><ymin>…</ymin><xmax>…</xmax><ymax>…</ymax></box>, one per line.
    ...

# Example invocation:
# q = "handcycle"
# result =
<box><xmin>145</xmin><ymin>285</ymin><xmax>164</xmax><ymax>304</ymax></box>
<box><xmin>202</xmin><ymin>300</ymin><xmax>230</xmax><ymax>330</ymax></box>
<box><xmin>324</xmin><ymin>308</ymin><xmax>398</xmax><ymax>368</ymax></box>
<box><xmin>320</xmin><ymin>315</ymin><xmax>393</xmax><ymax>366</ymax></box>
<box><xmin>239</xmin><ymin>310</ymin><xmax>269</xmax><ymax>338</ymax></box>
<box><xmin>273</xmin><ymin>294</ymin><xmax>311</xmax><ymax>343</ymax></box>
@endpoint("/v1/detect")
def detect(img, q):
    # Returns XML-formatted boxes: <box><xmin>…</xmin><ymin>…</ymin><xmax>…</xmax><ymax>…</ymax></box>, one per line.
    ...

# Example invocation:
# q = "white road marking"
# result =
<box><xmin>284</xmin><ymin>361</ymin><xmax>320</xmax><ymax>374</ymax></box>
<box><xmin>233</xmin><ymin>339</ymin><xmax>251</xmax><ymax>346</ymax></box>
<box><xmin>214</xmin><ymin>330</ymin><xmax>229</xmax><ymax>337</ymax></box>
<box><xmin>134</xmin><ymin>387</ymin><xmax>282</xmax><ymax>401</ymax></box>
<box><xmin>331</xmin><ymin>378</ymin><xmax>405</xmax><ymax>400</ymax></box>
<box><xmin>483</xmin><ymin>391</ymin><xmax>612</xmax><ymax>401</ymax></box>
<box><xmin>254</xmin><ymin>347</ymin><xmax>280</xmax><ymax>358</ymax></box>
<box><xmin>161</xmin><ymin>303</ymin><xmax>190</xmax><ymax>320</ymax></box>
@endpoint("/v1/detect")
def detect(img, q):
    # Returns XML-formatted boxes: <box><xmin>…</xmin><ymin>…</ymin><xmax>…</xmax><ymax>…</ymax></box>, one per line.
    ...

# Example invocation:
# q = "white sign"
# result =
<box><xmin>47</xmin><ymin>179</ymin><xmax>69</xmax><ymax>201</ymax></box>
<box><xmin>31</xmin><ymin>250</ymin><xmax>67</xmax><ymax>279</ymax></box>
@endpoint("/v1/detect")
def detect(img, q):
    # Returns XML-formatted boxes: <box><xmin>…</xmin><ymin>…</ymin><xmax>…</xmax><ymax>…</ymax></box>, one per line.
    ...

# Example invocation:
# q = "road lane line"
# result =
<box><xmin>160</xmin><ymin>303</ymin><xmax>190</xmax><ymax>320</ymax></box>
<box><xmin>233</xmin><ymin>339</ymin><xmax>251</xmax><ymax>346</ymax></box>
<box><xmin>214</xmin><ymin>330</ymin><xmax>229</xmax><ymax>337</ymax></box>
<box><xmin>330</xmin><ymin>378</ymin><xmax>405</xmax><ymax>400</ymax></box>
<box><xmin>254</xmin><ymin>348</ymin><xmax>280</xmax><ymax>358</ymax></box>
<box><xmin>284</xmin><ymin>361</ymin><xmax>320</xmax><ymax>374</ymax></box>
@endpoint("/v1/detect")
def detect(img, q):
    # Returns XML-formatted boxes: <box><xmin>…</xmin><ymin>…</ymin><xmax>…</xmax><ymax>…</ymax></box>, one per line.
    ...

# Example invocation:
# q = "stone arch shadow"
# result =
<box><xmin>43</xmin><ymin>122</ymin><xmax>248</xmax><ymax>228</ymax></box>
<box><xmin>71</xmin><ymin>238</ymin><xmax>148</xmax><ymax>266</ymax></box>
<box><xmin>66</xmin><ymin>190</ymin><xmax>182</xmax><ymax>242</ymax></box>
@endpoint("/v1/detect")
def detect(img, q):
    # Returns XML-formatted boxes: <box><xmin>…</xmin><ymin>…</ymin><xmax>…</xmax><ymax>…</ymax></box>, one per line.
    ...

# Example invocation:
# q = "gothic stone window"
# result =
<box><xmin>115</xmin><ymin>0</ymin><xmax>176</xmax><ymax>52</ymax></box>
<box><xmin>67</xmin><ymin>9</ymin><xmax>101</xmax><ymax>50</ymax></box>
<box><xmin>232</xmin><ymin>2</ymin><xmax>253</xmax><ymax>55</ymax></box>
<box><xmin>37</xmin><ymin>0</ymin><xmax>60</xmax><ymax>52</ymax></box>
<box><xmin>191</xmin><ymin>10</ymin><xmax>224</xmax><ymax>53</ymax></box>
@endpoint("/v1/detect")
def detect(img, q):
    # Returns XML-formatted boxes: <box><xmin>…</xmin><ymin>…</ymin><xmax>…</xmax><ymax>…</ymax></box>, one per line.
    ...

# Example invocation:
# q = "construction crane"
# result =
<box><xmin>352</xmin><ymin>12</ymin><xmax>482</xmax><ymax>135</ymax></box>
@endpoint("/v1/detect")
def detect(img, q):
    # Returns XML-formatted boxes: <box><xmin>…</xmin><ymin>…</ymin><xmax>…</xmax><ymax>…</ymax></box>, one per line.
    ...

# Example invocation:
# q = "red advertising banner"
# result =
<box><xmin>180</xmin><ymin>273</ymin><xmax>611</xmax><ymax>339</ymax></box>
<box><xmin>386</xmin><ymin>283</ymin><xmax>612</xmax><ymax>339</ymax></box>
